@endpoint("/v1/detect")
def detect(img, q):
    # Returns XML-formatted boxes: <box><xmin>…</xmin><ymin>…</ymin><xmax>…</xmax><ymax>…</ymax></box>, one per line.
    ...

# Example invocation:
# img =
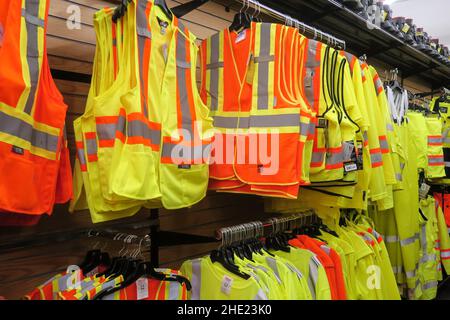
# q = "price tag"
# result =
<box><xmin>419</xmin><ymin>183</ymin><xmax>430</xmax><ymax>200</ymax></box>
<box><xmin>136</xmin><ymin>277</ymin><xmax>149</xmax><ymax>300</ymax></box>
<box><xmin>221</xmin><ymin>275</ymin><xmax>233</xmax><ymax>296</ymax></box>
<box><xmin>344</xmin><ymin>163</ymin><xmax>358</xmax><ymax>173</ymax></box>
<box><xmin>235</xmin><ymin>29</ymin><xmax>247</xmax><ymax>44</ymax></box>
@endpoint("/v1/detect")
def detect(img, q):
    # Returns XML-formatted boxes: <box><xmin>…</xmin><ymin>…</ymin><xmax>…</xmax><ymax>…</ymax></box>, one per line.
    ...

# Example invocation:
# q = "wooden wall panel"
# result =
<box><xmin>0</xmin><ymin>0</ymin><xmax>436</xmax><ymax>300</ymax></box>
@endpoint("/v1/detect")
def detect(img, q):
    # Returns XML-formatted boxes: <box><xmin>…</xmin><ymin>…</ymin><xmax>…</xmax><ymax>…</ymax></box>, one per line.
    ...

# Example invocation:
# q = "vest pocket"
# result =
<box><xmin>111</xmin><ymin>144</ymin><xmax>161</xmax><ymax>201</ymax></box>
<box><xmin>0</xmin><ymin>155</ymin><xmax>41</xmax><ymax>213</ymax></box>
<box><xmin>160</xmin><ymin>164</ymin><xmax>208</xmax><ymax>209</ymax></box>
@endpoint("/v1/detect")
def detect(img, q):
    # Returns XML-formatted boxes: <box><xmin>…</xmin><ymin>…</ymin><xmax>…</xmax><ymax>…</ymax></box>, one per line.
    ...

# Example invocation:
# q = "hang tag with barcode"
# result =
<box><xmin>221</xmin><ymin>275</ymin><xmax>233</xmax><ymax>296</ymax></box>
<box><xmin>344</xmin><ymin>162</ymin><xmax>358</xmax><ymax>173</ymax></box>
<box><xmin>136</xmin><ymin>277</ymin><xmax>149</xmax><ymax>300</ymax></box>
<box><xmin>235</xmin><ymin>29</ymin><xmax>247</xmax><ymax>43</ymax></box>
<box><xmin>419</xmin><ymin>183</ymin><xmax>430</xmax><ymax>200</ymax></box>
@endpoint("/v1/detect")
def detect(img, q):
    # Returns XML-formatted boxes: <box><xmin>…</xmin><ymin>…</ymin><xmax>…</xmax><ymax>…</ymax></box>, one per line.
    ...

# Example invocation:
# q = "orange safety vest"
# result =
<box><xmin>0</xmin><ymin>0</ymin><xmax>71</xmax><ymax>215</ymax></box>
<box><xmin>201</xmin><ymin>22</ymin><xmax>308</xmax><ymax>199</ymax></box>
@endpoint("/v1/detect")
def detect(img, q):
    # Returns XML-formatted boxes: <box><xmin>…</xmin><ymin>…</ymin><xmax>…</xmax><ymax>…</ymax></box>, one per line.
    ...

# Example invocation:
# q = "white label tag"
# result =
<box><xmin>419</xmin><ymin>183</ymin><xmax>430</xmax><ymax>200</ymax></box>
<box><xmin>162</xmin><ymin>44</ymin><xmax>168</xmax><ymax>63</ymax></box>
<box><xmin>221</xmin><ymin>275</ymin><xmax>233</xmax><ymax>296</ymax></box>
<box><xmin>136</xmin><ymin>277</ymin><xmax>149</xmax><ymax>300</ymax></box>
<box><xmin>343</xmin><ymin>142</ymin><xmax>355</xmax><ymax>162</ymax></box>
<box><xmin>344</xmin><ymin>163</ymin><xmax>358</xmax><ymax>173</ymax></box>
<box><xmin>235</xmin><ymin>30</ymin><xmax>247</xmax><ymax>44</ymax></box>
<box><xmin>304</xmin><ymin>70</ymin><xmax>314</xmax><ymax>88</ymax></box>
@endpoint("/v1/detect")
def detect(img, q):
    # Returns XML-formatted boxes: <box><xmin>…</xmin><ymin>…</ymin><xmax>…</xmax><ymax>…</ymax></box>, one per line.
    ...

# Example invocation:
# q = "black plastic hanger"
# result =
<box><xmin>210</xmin><ymin>249</ymin><xmax>250</xmax><ymax>280</ymax></box>
<box><xmin>79</xmin><ymin>249</ymin><xmax>101</xmax><ymax>271</ymax></box>
<box><xmin>154</xmin><ymin>0</ymin><xmax>173</xmax><ymax>20</ymax></box>
<box><xmin>229</xmin><ymin>1</ymin><xmax>252</xmax><ymax>33</ymax></box>
<box><xmin>112</xmin><ymin>0</ymin><xmax>131</xmax><ymax>23</ymax></box>
<box><xmin>83</xmin><ymin>251</ymin><xmax>111</xmax><ymax>275</ymax></box>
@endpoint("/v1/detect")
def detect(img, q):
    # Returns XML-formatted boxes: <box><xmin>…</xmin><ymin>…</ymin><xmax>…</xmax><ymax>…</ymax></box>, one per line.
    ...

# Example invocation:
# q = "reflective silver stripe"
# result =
<box><xmin>379</xmin><ymin>139</ymin><xmax>389</xmax><ymax>150</ymax></box>
<box><xmin>176</xmin><ymin>59</ymin><xmax>191</xmax><ymax>69</ymax></box>
<box><xmin>253</xmin><ymin>288</ymin><xmax>268</xmax><ymax>300</ymax></box>
<box><xmin>386</xmin><ymin>123</ymin><xmax>394</xmax><ymax>132</ymax></box>
<box><xmin>320</xmin><ymin>245</ymin><xmax>331</xmax><ymax>255</ymax></box>
<box><xmin>442</xmin><ymin>128</ymin><xmax>450</xmax><ymax>140</ymax></box>
<box><xmin>21</xmin><ymin>8</ymin><xmax>45</xmax><ymax>27</ymax></box>
<box><xmin>396</xmin><ymin>173</ymin><xmax>403</xmax><ymax>181</ymax></box>
<box><xmin>254</xmin><ymin>55</ymin><xmax>275</xmax><ymax>63</ymax></box>
<box><xmin>363</xmin><ymin>131</ymin><xmax>369</xmax><ymax>143</ymax></box>
<box><xmin>176</xmin><ymin>28</ymin><xmax>194</xmax><ymax>141</ymax></box>
<box><xmin>162</xmin><ymin>142</ymin><xmax>211</xmax><ymax>161</ymax></box>
<box><xmin>168</xmin><ymin>281</ymin><xmax>180</xmax><ymax>300</ymax></box>
<box><xmin>423</xmin><ymin>281</ymin><xmax>438</xmax><ymax>290</ymax></box>
<box><xmin>311</xmin><ymin>152</ymin><xmax>325</xmax><ymax>163</ymax></box>
<box><xmin>208</xmin><ymin>33</ymin><xmax>221</xmax><ymax>112</ymax></box>
<box><xmin>400</xmin><ymin>233</ymin><xmax>420</xmax><ymax>246</ymax></box>
<box><xmin>213</xmin><ymin>114</ymin><xmax>300</xmax><ymax>129</ymax></box>
<box><xmin>448</xmin><ymin>227</ymin><xmax>450</xmax><ymax>234</ymax></box>
<box><xmin>85</xmin><ymin>138</ymin><xmax>97</xmax><ymax>156</ymax></box>
<box><xmin>421</xmin><ymin>225</ymin><xmax>427</xmax><ymax>252</ymax></box>
<box><xmin>445</xmin><ymin>162</ymin><xmax>450</xmax><ymax>168</ymax></box>
<box><xmin>23</xmin><ymin>0</ymin><xmax>44</xmax><ymax>115</ymax></box>
<box><xmin>308</xmin><ymin>257</ymin><xmax>319</xmax><ymax>300</ymax></box>
<box><xmin>127</xmin><ymin>120</ymin><xmax>161</xmax><ymax>145</ymax></box>
<box><xmin>308</xmin><ymin>122</ymin><xmax>316</xmax><ymax>135</ymax></box>
<box><xmin>384</xmin><ymin>235</ymin><xmax>400</xmax><ymax>243</ymax></box>
<box><xmin>441</xmin><ymin>251</ymin><xmax>450</xmax><ymax>258</ymax></box>
<box><xmin>327</xmin><ymin>150</ymin><xmax>344</xmax><ymax>165</ymax></box>
<box><xmin>429</xmin><ymin>156</ymin><xmax>444</xmax><ymax>164</ymax></box>
<box><xmin>420</xmin><ymin>254</ymin><xmax>436</xmax><ymax>263</ymax></box>
<box><xmin>444</xmin><ymin>138</ymin><xmax>450</xmax><ymax>144</ymax></box>
<box><xmin>190</xmin><ymin>259</ymin><xmax>201</xmax><ymax>300</ymax></box>
<box><xmin>136</xmin><ymin>27</ymin><xmax>152</xmax><ymax>39</ymax></box>
<box><xmin>0</xmin><ymin>110</ymin><xmax>59</xmax><ymax>152</ymax></box>
<box><xmin>265</xmin><ymin>258</ymin><xmax>282</xmax><ymax>284</ymax></box>
<box><xmin>400</xmin><ymin>162</ymin><xmax>406</xmax><ymax>170</ymax></box>
<box><xmin>304</xmin><ymin>40</ymin><xmax>320</xmax><ymax>107</ymax></box>
<box><xmin>405</xmin><ymin>270</ymin><xmax>416</xmax><ymax>279</ymax></box>
<box><xmin>428</xmin><ymin>136</ymin><xmax>443</xmax><ymax>144</ymax></box>
<box><xmin>300</xmin><ymin>121</ymin><xmax>309</xmax><ymax>136</ymax></box>
<box><xmin>370</xmin><ymin>152</ymin><xmax>383</xmax><ymax>164</ymax></box>
<box><xmin>77</xmin><ymin>147</ymin><xmax>86</xmax><ymax>165</ymax></box>
<box><xmin>96</xmin><ymin>123</ymin><xmax>116</xmax><ymax>141</ymax></box>
<box><xmin>137</xmin><ymin>0</ymin><xmax>150</xmax><ymax>117</ymax></box>
<box><xmin>256</xmin><ymin>23</ymin><xmax>272</xmax><ymax>110</ymax></box>
<box><xmin>284</xmin><ymin>262</ymin><xmax>303</xmax><ymax>280</ymax></box>
<box><xmin>206</xmin><ymin>61</ymin><xmax>224</xmax><ymax>69</ymax></box>
<box><xmin>391</xmin><ymin>266</ymin><xmax>402</xmax><ymax>274</ymax></box>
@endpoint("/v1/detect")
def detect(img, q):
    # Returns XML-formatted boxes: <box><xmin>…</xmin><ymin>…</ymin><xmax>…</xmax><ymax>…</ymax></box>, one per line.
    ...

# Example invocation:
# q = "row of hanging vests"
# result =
<box><xmin>201</xmin><ymin>21</ymin><xmax>361</xmax><ymax>200</ymax></box>
<box><xmin>70</xmin><ymin>0</ymin><xmax>214</xmax><ymax>223</ymax></box>
<box><xmin>431</xmin><ymin>91</ymin><xmax>450</xmax><ymax>181</ymax></box>
<box><xmin>265</xmin><ymin>67</ymin><xmax>450</xmax><ymax>300</ymax></box>
<box><xmin>0</xmin><ymin>0</ymin><xmax>72</xmax><ymax>226</ymax></box>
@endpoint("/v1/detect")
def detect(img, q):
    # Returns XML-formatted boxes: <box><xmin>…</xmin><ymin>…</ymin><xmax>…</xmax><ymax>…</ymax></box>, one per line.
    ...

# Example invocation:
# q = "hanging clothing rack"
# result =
<box><xmin>215</xmin><ymin>210</ymin><xmax>318</xmax><ymax>243</ymax></box>
<box><xmin>236</xmin><ymin>0</ymin><xmax>346</xmax><ymax>50</ymax></box>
